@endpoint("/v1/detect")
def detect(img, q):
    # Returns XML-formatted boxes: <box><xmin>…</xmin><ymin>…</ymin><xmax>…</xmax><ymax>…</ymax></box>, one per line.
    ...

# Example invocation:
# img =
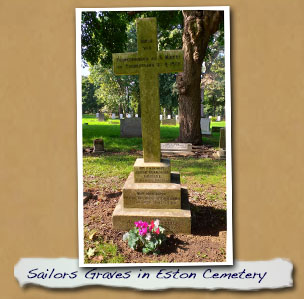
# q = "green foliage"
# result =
<box><xmin>123</xmin><ymin>220</ymin><xmax>166</xmax><ymax>255</ymax></box>
<box><xmin>202</xmin><ymin>29</ymin><xmax>225</xmax><ymax>117</ymax></box>
<box><xmin>82</xmin><ymin>76</ymin><xmax>101</xmax><ymax>113</ymax></box>
<box><xmin>81</xmin><ymin>11</ymin><xmax>129</xmax><ymax>66</ymax></box>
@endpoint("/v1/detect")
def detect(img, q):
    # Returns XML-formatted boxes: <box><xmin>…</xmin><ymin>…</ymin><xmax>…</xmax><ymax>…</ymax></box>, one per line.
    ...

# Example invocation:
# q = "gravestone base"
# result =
<box><xmin>112</xmin><ymin>189</ymin><xmax>191</xmax><ymax>234</ymax></box>
<box><xmin>213</xmin><ymin>149</ymin><xmax>226</xmax><ymax>160</ymax></box>
<box><xmin>133</xmin><ymin>158</ymin><xmax>171</xmax><ymax>183</ymax></box>
<box><xmin>93</xmin><ymin>138</ymin><xmax>104</xmax><ymax>153</ymax></box>
<box><xmin>123</xmin><ymin>171</ymin><xmax>181</xmax><ymax>209</ymax></box>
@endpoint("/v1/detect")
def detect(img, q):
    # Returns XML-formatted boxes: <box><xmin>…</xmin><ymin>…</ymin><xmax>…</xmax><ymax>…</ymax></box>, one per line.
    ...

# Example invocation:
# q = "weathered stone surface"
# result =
<box><xmin>161</xmin><ymin>119</ymin><xmax>176</xmax><ymax>126</ymax></box>
<box><xmin>112</xmin><ymin>18</ymin><xmax>183</xmax><ymax>163</ymax></box>
<box><xmin>213</xmin><ymin>149</ymin><xmax>226</xmax><ymax>160</ymax></box>
<box><xmin>93</xmin><ymin>138</ymin><xmax>104</xmax><ymax>153</ymax></box>
<box><xmin>133</xmin><ymin>158</ymin><xmax>171</xmax><ymax>183</ymax></box>
<box><xmin>120</xmin><ymin>118</ymin><xmax>142</xmax><ymax>138</ymax></box>
<box><xmin>161</xmin><ymin>143</ymin><xmax>192</xmax><ymax>152</ymax></box>
<box><xmin>200</xmin><ymin>118</ymin><xmax>211</xmax><ymax>135</ymax></box>
<box><xmin>219</xmin><ymin>128</ymin><xmax>226</xmax><ymax>149</ymax></box>
<box><xmin>123</xmin><ymin>172</ymin><xmax>181</xmax><ymax>209</ymax></box>
<box><xmin>112</xmin><ymin>188</ymin><xmax>191</xmax><ymax>234</ymax></box>
<box><xmin>98</xmin><ymin>112</ymin><xmax>105</xmax><ymax>122</ymax></box>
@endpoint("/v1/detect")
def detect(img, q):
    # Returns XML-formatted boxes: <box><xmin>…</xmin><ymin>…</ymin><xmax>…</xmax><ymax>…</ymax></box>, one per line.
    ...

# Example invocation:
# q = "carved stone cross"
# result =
<box><xmin>113</xmin><ymin>18</ymin><xmax>183</xmax><ymax>162</ymax></box>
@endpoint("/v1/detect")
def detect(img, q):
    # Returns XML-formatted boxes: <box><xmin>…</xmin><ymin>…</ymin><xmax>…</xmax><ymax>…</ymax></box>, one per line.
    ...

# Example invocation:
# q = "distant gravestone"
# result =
<box><xmin>162</xmin><ymin>119</ymin><xmax>176</xmax><ymax>126</ymax></box>
<box><xmin>217</xmin><ymin>116</ymin><xmax>221</xmax><ymax>121</ymax></box>
<box><xmin>135</xmin><ymin>114</ymin><xmax>138</xmax><ymax>118</ymax></box>
<box><xmin>120</xmin><ymin>118</ymin><xmax>142</xmax><ymax>138</ymax></box>
<box><xmin>96</xmin><ymin>112</ymin><xmax>100</xmax><ymax>118</ymax></box>
<box><xmin>119</xmin><ymin>114</ymin><xmax>123</xmax><ymax>119</ymax></box>
<box><xmin>98</xmin><ymin>112</ymin><xmax>105</xmax><ymax>122</ymax></box>
<box><xmin>93</xmin><ymin>138</ymin><xmax>104</xmax><ymax>153</ymax></box>
<box><xmin>161</xmin><ymin>143</ymin><xmax>192</xmax><ymax>153</ymax></box>
<box><xmin>213</xmin><ymin>128</ymin><xmax>226</xmax><ymax>160</ymax></box>
<box><xmin>160</xmin><ymin>115</ymin><xmax>163</xmax><ymax>120</ymax></box>
<box><xmin>167</xmin><ymin>115</ymin><xmax>171</xmax><ymax>119</ymax></box>
<box><xmin>126</xmin><ymin>113</ymin><xmax>132</xmax><ymax>118</ymax></box>
<box><xmin>200</xmin><ymin>118</ymin><xmax>211</xmax><ymax>135</ymax></box>
<box><xmin>112</xmin><ymin>113</ymin><xmax>116</xmax><ymax>119</ymax></box>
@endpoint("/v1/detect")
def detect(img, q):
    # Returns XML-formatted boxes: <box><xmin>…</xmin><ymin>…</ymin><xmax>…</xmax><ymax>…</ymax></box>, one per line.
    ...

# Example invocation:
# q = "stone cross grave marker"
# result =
<box><xmin>113</xmin><ymin>18</ymin><xmax>183</xmax><ymax>162</ymax></box>
<box><xmin>112</xmin><ymin>18</ymin><xmax>191</xmax><ymax>234</ymax></box>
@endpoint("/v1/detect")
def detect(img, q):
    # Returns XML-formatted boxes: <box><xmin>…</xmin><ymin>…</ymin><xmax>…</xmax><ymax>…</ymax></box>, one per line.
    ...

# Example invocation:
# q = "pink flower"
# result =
<box><xmin>149</xmin><ymin>220</ymin><xmax>155</xmax><ymax>231</ymax></box>
<box><xmin>155</xmin><ymin>227</ymin><xmax>160</xmax><ymax>235</ymax></box>
<box><xmin>139</xmin><ymin>227</ymin><xmax>148</xmax><ymax>236</ymax></box>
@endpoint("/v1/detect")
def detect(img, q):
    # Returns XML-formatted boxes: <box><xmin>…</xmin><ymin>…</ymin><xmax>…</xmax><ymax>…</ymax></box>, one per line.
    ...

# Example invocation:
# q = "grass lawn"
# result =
<box><xmin>82</xmin><ymin>114</ymin><xmax>225</xmax><ymax>150</ymax></box>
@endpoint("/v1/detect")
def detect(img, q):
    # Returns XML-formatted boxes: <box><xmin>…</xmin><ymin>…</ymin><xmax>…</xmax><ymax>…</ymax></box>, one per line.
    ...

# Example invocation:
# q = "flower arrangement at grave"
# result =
<box><xmin>123</xmin><ymin>219</ymin><xmax>166</xmax><ymax>254</ymax></box>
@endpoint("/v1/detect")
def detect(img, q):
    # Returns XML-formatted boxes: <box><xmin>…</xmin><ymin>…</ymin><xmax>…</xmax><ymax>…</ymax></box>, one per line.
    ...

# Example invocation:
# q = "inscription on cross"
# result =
<box><xmin>113</xmin><ymin>18</ymin><xmax>183</xmax><ymax>162</ymax></box>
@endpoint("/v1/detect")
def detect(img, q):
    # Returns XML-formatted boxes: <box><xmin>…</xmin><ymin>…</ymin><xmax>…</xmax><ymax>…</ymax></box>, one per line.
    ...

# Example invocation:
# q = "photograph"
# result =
<box><xmin>77</xmin><ymin>7</ymin><xmax>232</xmax><ymax>266</ymax></box>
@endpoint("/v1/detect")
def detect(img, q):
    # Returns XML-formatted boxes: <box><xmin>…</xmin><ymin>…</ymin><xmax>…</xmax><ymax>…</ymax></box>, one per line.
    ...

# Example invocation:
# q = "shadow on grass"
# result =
<box><xmin>190</xmin><ymin>203</ymin><xmax>227</xmax><ymax>236</ymax></box>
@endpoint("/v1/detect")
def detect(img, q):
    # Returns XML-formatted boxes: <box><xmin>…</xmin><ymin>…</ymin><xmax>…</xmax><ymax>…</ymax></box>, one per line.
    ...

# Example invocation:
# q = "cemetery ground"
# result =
<box><xmin>82</xmin><ymin>115</ymin><xmax>227</xmax><ymax>264</ymax></box>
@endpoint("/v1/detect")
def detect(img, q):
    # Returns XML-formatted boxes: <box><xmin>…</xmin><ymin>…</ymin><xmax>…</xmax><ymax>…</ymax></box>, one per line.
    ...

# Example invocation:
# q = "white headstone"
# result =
<box><xmin>161</xmin><ymin>143</ymin><xmax>192</xmax><ymax>152</ymax></box>
<box><xmin>160</xmin><ymin>115</ymin><xmax>163</xmax><ymax>120</ymax></box>
<box><xmin>112</xmin><ymin>113</ymin><xmax>116</xmax><ymax>119</ymax></box>
<box><xmin>200</xmin><ymin>118</ymin><xmax>211</xmax><ymax>135</ymax></box>
<box><xmin>119</xmin><ymin>114</ymin><xmax>123</xmax><ymax>119</ymax></box>
<box><xmin>209</xmin><ymin>116</ymin><xmax>212</xmax><ymax>119</ymax></box>
<box><xmin>167</xmin><ymin>115</ymin><xmax>171</xmax><ymax>119</ymax></box>
<box><xmin>126</xmin><ymin>113</ymin><xmax>131</xmax><ymax>118</ymax></box>
<box><xmin>135</xmin><ymin>114</ymin><xmax>138</xmax><ymax>118</ymax></box>
<box><xmin>96</xmin><ymin>112</ymin><xmax>100</xmax><ymax>118</ymax></box>
<box><xmin>217</xmin><ymin>116</ymin><xmax>221</xmax><ymax>121</ymax></box>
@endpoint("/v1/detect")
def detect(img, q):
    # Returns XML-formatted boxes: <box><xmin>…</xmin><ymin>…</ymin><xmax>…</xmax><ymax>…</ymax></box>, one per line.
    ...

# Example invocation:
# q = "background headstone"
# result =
<box><xmin>161</xmin><ymin>143</ymin><xmax>192</xmax><ymax>153</ymax></box>
<box><xmin>96</xmin><ymin>112</ymin><xmax>99</xmax><ymax>118</ymax></box>
<box><xmin>93</xmin><ymin>138</ymin><xmax>104</xmax><ymax>153</ymax></box>
<box><xmin>135</xmin><ymin>114</ymin><xmax>138</xmax><ymax>118</ymax></box>
<box><xmin>167</xmin><ymin>115</ymin><xmax>171</xmax><ymax>119</ymax></box>
<box><xmin>120</xmin><ymin>114</ymin><xmax>123</xmax><ymax>119</ymax></box>
<box><xmin>200</xmin><ymin>118</ymin><xmax>211</xmax><ymax>135</ymax></box>
<box><xmin>112</xmin><ymin>113</ymin><xmax>116</xmax><ymax>119</ymax></box>
<box><xmin>160</xmin><ymin>115</ymin><xmax>163</xmax><ymax>120</ymax></box>
<box><xmin>98</xmin><ymin>112</ymin><xmax>105</xmax><ymax>122</ymax></box>
<box><xmin>120</xmin><ymin>118</ymin><xmax>142</xmax><ymax>138</ymax></box>
<box><xmin>217</xmin><ymin>116</ymin><xmax>221</xmax><ymax>121</ymax></box>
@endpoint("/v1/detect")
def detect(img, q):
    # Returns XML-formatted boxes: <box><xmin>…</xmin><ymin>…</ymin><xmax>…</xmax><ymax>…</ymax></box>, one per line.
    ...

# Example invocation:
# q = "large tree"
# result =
<box><xmin>177</xmin><ymin>11</ymin><xmax>223</xmax><ymax>144</ymax></box>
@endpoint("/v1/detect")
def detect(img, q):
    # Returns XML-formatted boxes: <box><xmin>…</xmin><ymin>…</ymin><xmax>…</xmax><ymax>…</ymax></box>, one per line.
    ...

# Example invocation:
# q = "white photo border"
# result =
<box><xmin>76</xmin><ymin>6</ymin><xmax>232</xmax><ymax>267</ymax></box>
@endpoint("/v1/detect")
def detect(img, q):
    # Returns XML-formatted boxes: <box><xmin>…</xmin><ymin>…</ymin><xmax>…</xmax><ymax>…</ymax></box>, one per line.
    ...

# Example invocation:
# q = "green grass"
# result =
<box><xmin>84</xmin><ymin>228</ymin><xmax>124</xmax><ymax>264</ymax></box>
<box><xmin>82</xmin><ymin>114</ymin><xmax>225</xmax><ymax>150</ymax></box>
<box><xmin>83</xmin><ymin>154</ymin><xmax>226</xmax><ymax>188</ymax></box>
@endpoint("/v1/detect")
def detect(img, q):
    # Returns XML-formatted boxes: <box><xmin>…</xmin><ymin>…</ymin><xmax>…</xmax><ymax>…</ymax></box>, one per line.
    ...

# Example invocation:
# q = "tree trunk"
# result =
<box><xmin>177</xmin><ymin>10</ymin><xmax>223</xmax><ymax>144</ymax></box>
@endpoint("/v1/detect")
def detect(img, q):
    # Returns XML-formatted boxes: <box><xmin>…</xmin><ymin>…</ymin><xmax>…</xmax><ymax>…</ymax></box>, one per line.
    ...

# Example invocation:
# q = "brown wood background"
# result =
<box><xmin>1</xmin><ymin>0</ymin><xmax>303</xmax><ymax>298</ymax></box>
